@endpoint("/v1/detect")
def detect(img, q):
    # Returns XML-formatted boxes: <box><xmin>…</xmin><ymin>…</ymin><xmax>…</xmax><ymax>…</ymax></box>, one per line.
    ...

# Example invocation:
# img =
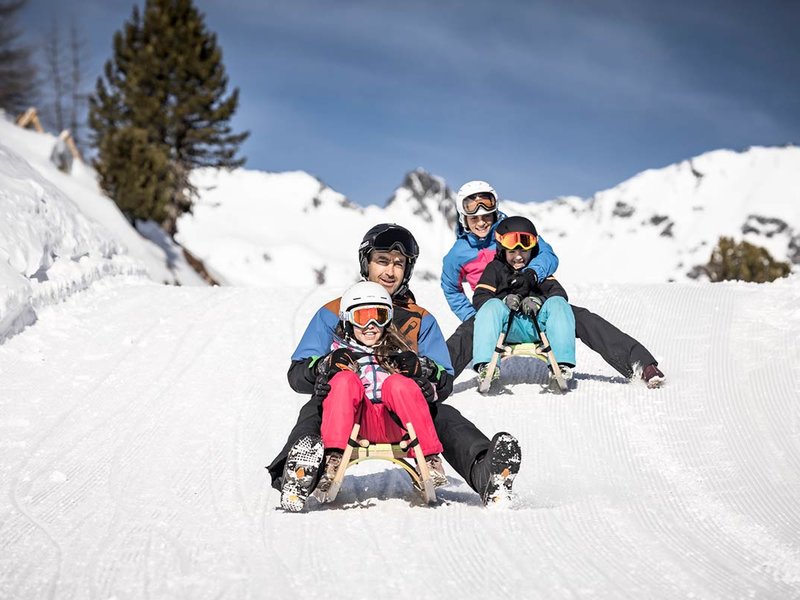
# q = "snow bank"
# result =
<box><xmin>0</xmin><ymin>115</ymin><xmax>206</xmax><ymax>341</ymax></box>
<box><xmin>0</xmin><ymin>137</ymin><xmax>146</xmax><ymax>340</ymax></box>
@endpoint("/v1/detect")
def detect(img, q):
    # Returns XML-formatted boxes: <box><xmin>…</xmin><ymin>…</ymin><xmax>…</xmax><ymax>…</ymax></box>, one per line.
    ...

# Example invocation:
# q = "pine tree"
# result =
<box><xmin>0</xmin><ymin>0</ymin><xmax>39</xmax><ymax>116</ymax></box>
<box><xmin>89</xmin><ymin>0</ymin><xmax>248</xmax><ymax>235</ymax></box>
<box><xmin>705</xmin><ymin>237</ymin><xmax>791</xmax><ymax>283</ymax></box>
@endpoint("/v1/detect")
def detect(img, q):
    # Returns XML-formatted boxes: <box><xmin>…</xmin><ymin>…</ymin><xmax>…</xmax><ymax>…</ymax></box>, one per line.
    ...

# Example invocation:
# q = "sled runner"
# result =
<box><xmin>479</xmin><ymin>309</ymin><xmax>568</xmax><ymax>395</ymax></box>
<box><xmin>503</xmin><ymin>334</ymin><xmax>568</xmax><ymax>393</ymax></box>
<box><xmin>323</xmin><ymin>422</ymin><xmax>438</xmax><ymax>505</ymax></box>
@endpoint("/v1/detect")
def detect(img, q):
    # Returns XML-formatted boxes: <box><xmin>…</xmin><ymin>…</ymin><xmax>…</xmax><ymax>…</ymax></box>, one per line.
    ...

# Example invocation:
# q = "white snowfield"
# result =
<box><xmin>2</xmin><ymin>276</ymin><xmax>799</xmax><ymax>599</ymax></box>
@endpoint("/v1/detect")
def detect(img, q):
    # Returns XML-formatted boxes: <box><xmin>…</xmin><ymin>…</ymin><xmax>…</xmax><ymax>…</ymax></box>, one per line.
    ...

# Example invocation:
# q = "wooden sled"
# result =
<box><xmin>481</xmin><ymin>334</ymin><xmax>568</xmax><ymax>394</ymax></box>
<box><xmin>324</xmin><ymin>422</ymin><xmax>437</xmax><ymax>504</ymax></box>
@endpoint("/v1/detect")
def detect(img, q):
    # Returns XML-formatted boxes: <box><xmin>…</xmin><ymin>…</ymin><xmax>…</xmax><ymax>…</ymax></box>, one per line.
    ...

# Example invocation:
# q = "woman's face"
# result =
<box><xmin>352</xmin><ymin>322</ymin><xmax>384</xmax><ymax>347</ymax></box>
<box><xmin>466</xmin><ymin>213</ymin><xmax>494</xmax><ymax>238</ymax></box>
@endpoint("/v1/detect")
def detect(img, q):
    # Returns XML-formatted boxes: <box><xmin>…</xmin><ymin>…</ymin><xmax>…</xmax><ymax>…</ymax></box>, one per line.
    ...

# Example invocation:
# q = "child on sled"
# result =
<box><xmin>472</xmin><ymin>215</ymin><xmax>576</xmax><ymax>392</ymax></box>
<box><xmin>280</xmin><ymin>281</ymin><xmax>446</xmax><ymax>511</ymax></box>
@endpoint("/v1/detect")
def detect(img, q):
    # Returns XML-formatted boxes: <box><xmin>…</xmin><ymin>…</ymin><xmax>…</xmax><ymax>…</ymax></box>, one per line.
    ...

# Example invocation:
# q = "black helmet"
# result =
<box><xmin>495</xmin><ymin>215</ymin><xmax>537</xmax><ymax>238</ymax></box>
<box><xmin>358</xmin><ymin>223</ymin><xmax>419</xmax><ymax>296</ymax></box>
<box><xmin>494</xmin><ymin>216</ymin><xmax>539</xmax><ymax>257</ymax></box>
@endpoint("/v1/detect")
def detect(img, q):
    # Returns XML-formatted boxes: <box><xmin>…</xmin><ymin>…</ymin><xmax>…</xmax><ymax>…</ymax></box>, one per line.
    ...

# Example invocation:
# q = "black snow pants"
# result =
<box><xmin>447</xmin><ymin>304</ymin><xmax>657</xmax><ymax>379</ymax></box>
<box><xmin>267</xmin><ymin>397</ymin><xmax>491</xmax><ymax>493</ymax></box>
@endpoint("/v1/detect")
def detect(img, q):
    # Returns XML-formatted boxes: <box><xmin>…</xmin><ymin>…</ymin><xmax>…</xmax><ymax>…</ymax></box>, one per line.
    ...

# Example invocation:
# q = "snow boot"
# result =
<box><xmin>315</xmin><ymin>449</ymin><xmax>343</xmax><ymax>498</ymax></box>
<box><xmin>545</xmin><ymin>364</ymin><xmax>572</xmax><ymax>394</ymax></box>
<box><xmin>642</xmin><ymin>363</ymin><xmax>665</xmax><ymax>388</ymax></box>
<box><xmin>471</xmin><ymin>432</ymin><xmax>522</xmax><ymax>506</ymax></box>
<box><xmin>476</xmin><ymin>362</ymin><xmax>501</xmax><ymax>392</ymax></box>
<box><xmin>280</xmin><ymin>434</ymin><xmax>325</xmax><ymax>512</ymax></box>
<box><xmin>425</xmin><ymin>454</ymin><xmax>449</xmax><ymax>488</ymax></box>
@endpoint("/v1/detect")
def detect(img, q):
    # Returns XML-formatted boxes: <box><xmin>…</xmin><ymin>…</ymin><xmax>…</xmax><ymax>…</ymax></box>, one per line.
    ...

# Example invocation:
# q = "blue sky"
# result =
<box><xmin>19</xmin><ymin>0</ymin><xmax>800</xmax><ymax>206</ymax></box>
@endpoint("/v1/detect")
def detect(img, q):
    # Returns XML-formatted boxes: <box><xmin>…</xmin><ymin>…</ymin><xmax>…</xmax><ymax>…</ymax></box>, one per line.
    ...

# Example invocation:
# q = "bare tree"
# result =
<box><xmin>0</xmin><ymin>0</ymin><xmax>39</xmax><ymax>116</ymax></box>
<box><xmin>68</xmin><ymin>21</ymin><xmax>86</xmax><ymax>150</ymax></box>
<box><xmin>40</xmin><ymin>18</ymin><xmax>88</xmax><ymax>152</ymax></box>
<box><xmin>43</xmin><ymin>21</ymin><xmax>65</xmax><ymax>130</ymax></box>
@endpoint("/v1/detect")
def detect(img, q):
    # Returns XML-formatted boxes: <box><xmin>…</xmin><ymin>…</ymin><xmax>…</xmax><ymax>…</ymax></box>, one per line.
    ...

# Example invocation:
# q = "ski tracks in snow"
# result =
<box><xmin>1</xmin><ymin>280</ymin><xmax>799</xmax><ymax>598</ymax></box>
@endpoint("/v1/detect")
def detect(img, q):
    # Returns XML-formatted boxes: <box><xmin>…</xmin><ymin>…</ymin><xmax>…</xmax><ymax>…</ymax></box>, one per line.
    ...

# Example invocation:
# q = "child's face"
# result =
<box><xmin>352</xmin><ymin>323</ymin><xmax>385</xmax><ymax>347</ymax></box>
<box><xmin>465</xmin><ymin>214</ymin><xmax>494</xmax><ymax>238</ymax></box>
<box><xmin>505</xmin><ymin>247</ymin><xmax>532</xmax><ymax>270</ymax></box>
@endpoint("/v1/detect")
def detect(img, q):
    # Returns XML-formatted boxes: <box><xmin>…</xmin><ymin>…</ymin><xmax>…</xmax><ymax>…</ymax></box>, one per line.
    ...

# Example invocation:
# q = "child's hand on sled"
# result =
<box><xmin>504</xmin><ymin>294</ymin><xmax>522</xmax><ymax>311</ymax></box>
<box><xmin>521</xmin><ymin>295</ymin><xmax>543</xmax><ymax>317</ymax></box>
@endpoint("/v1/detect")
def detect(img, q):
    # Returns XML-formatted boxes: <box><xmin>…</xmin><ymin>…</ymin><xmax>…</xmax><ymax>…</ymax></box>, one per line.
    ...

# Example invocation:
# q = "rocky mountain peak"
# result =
<box><xmin>386</xmin><ymin>168</ymin><xmax>458</xmax><ymax>228</ymax></box>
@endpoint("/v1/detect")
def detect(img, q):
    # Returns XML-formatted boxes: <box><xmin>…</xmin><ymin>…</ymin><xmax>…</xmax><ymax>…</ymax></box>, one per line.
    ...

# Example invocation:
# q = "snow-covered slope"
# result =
<box><xmin>0</xmin><ymin>116</ymin><xmax>205</xmax><ymax>340</ymax></box>
<box><xmin>180</xmin><ymin>146</ymin><xmax>800</xmax><ymax>290</ymax></box>
<box><xmin>1</xmin><ymin>276</ymin><xmax>799</xmax><ymax>598</ymax></box>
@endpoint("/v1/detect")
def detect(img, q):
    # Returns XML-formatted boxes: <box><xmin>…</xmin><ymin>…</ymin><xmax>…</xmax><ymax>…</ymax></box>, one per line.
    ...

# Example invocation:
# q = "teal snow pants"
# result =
<box><xmin>472</xmin><ymin>297</ymin><xmax>576</xmax><ymax>368</ymax></box>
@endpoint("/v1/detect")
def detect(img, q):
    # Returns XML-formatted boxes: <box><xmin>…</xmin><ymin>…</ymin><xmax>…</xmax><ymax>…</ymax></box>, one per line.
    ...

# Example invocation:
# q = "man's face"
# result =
<box><xmin>367</xmin><ymin>250</ymin><xmax>407</xmax><ymax>296</ymax></box>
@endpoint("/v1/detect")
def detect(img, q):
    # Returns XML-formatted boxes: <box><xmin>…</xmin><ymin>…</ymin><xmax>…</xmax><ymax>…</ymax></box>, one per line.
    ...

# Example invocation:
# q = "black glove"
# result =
<box><xmin>522</xmin><ymin>269</ymin><xmax>539</xmax><ymax>286</ymax></box>
<box><xmin>413</xmin><ymin>377</ymin><xmax>436</xmax><ymax>403</ymax></box>
<box><xmin>317</xmin><ymin>348</ymin><xmax>359</xmax><ymax>376</ymax></box>
<box><xmin>521</xmin><ymin>295</ymin><xmax>544</xmax><ymax>317</ymax></box>
<box><xmin>313</xmin><ymin>375</ymin><xmax>332</xmax><ymax>398</ymax></box>
<box><xmin>393</xmin><ymin>350</ymin><xmax>423</xmax><ymax>378</ymax></box>
<box><xmin>419</xmin><ymin>356</ymin><xmax>439</xmax><ymax>381</ymax></box>
<box><xmin>504</xmin><ymin>294</ymin><xmax>522</xmax><ymax>311</ymax></box>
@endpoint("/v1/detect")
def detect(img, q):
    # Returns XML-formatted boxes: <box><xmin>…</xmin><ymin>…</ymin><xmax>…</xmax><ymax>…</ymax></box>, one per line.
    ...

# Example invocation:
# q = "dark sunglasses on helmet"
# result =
<box><xmin>496</xmin><ymin>230</ymin><xmax>538</xmax><ymax>251</ymax></box>
<box><xmin>462</xmin><ymin>193</ymin><xmax>497</xmax><ymax>215</ymax></box>
<box><xmin>365</xmin><ymin>226</ymin><xmax>419</xmax><ymax>258</ymax></box>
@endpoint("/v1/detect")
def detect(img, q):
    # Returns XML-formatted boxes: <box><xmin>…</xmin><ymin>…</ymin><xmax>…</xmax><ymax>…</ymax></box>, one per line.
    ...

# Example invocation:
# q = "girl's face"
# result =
<box><xmin>465</xmin><ymin>213</ymin><xmax>494</xmax><ymax>238</ymax></box>
<box><xmin>352</xmin><ymin>322</ymin><xmax>385</xmax><ymax>346</ymax></box>
<box><xmin>505</xmin><ymin>247</ymin><xmax>532</xmax><ymax>270</ymax></box>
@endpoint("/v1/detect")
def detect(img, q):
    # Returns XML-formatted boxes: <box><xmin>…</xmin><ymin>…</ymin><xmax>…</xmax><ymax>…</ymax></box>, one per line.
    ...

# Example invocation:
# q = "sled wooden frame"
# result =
<box><xmin>325</xmin><ymin>422</ymin><xmax>437</xmax><ymax>504</ymax></box>
<box><xmin>480</xmin><ymin>335</ymin><xmax>568</xmax><ymax>394</ymax></box>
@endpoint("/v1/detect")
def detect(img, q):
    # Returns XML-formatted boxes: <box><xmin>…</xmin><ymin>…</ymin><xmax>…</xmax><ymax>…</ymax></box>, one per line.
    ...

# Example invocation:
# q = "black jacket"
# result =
<box><xmin>472</xmin><ymin>255</ymin><xmax>568</xmax><ymax>312</ymax></box>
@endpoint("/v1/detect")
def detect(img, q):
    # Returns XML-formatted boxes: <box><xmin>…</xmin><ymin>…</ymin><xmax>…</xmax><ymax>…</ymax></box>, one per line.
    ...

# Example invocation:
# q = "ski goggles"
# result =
<box><xmin>344</xmin><ymin>304</ymin><xmax>393</xmax><ymax>329</ymax></box>
<box><xmin>495</xmin><ymin>230</ymin><xmax>538</xmax><ymax>251</ymax></box>
<box><xmin>369</xmin><ymin>226</ymin><xmax>419</xmax><ymax>258</ymax></box>
<box><xmin>462</xmin><ymin>193</ymin><xmax>497</xmax><ymax>215</ymax></box>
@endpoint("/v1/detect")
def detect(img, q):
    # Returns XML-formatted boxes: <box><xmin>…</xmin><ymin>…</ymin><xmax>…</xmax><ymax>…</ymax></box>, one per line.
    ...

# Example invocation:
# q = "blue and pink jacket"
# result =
<box><xmin>440</xmin><ymin>212</ymin><xmax>560</xmax><ymax>322</ymax></box>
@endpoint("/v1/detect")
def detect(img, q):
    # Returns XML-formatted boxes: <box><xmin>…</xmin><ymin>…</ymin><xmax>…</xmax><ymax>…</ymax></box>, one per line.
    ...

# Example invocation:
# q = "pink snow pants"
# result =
<box><xmin>321</xmin><ymin>371</ymin><xmax>443</xmax><ymax>458</ymax></box>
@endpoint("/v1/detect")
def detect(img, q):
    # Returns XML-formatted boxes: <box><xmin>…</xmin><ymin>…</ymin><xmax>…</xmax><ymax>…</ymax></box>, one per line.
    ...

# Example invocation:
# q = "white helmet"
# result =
<box><xmin>455</xmin><ymin>180</ymin><xmax>498</xmax><ymax>227</ymax></box>
<box><xmin>339</xmin><ymin>281</ymin><xmax>393</xmax><ymax>324</ymax></box>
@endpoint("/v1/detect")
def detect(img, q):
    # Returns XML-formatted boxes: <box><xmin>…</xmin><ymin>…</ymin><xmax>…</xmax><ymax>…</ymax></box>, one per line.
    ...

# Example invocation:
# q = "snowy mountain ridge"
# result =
<box><xmin>2</xmin><ymin>112</ymin><xmax>798</xmax><ymax>343</ymax></box>
<box><xmin>179</xmin><ymin>145</ymin><xmax>800</xmax><ymax>290</ymax></box>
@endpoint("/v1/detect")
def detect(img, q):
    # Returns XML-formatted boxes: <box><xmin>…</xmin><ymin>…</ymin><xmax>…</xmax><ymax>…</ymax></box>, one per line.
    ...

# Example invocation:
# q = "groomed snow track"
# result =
<box><xmin>1</xmin><ymin>279</ymin><xmax>799</xmax><ymax>599</ymax></box>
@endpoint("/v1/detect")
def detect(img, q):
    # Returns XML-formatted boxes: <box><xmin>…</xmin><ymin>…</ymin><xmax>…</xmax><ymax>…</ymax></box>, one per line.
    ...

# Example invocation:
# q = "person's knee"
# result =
<box><xmin>543</xmin><ymin>297</ymin><xmax>574</xmax><ymax>321</ymax></box>
<box><xmin>483</xmin><ymin>298</ymin><xmax>506</xmax><ymax>314</ymax></box>
<box><xmin>382</xmin><ymin>373</ymin><xmax>416</xmax><ymax>395</ymax></box>
<box><xmin>329</xmin><ymin>370</ymin><xmax>363</xmax><ymax>393</ymax></box>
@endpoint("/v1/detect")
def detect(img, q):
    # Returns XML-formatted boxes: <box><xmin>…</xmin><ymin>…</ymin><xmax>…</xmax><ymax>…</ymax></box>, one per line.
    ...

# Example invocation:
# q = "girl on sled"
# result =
<box><xmin>280</xmin><ymin>281</ymin><xmax>446</xmax><ymax>511</ymax></box>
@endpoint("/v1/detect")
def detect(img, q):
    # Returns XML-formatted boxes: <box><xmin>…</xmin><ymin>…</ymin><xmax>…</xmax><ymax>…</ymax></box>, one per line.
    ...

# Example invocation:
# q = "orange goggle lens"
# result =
<box><xmin>462</xmin><ymin>193</ymin><xmax>497</xmax><ymax>215</ymax></box>
<box><xmin>348</xmin><ymin>305</ymin><xmax>392</xmax><ymax>328</ymax></box>
<box><xmin>496</xmin><ymin>231</ymin><xmax>537</xmax><ymax>251</ymax></box>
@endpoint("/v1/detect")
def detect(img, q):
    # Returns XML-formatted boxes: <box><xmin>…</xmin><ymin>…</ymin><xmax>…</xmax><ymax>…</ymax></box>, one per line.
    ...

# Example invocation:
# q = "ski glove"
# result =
<box><xmin>504</xmin><ymin>294</ymin><xmax>522</xmax><ymax>311</ymax></box>
<box><xmin>313</xmin><ymin>375</ymin><xmax>332</xmax><ymax>399</ymax></box>
<box><xmin>414</xmin><ymin>377</ymin><xmax>437</xmax><ymax>404</ymax></box>
<box><xmin>393</xmin><ymin>350</ymin><xmax>423</xmax><ymax>378</ymax></box>
<box><xmin>521</xmin><ymin>295</ymin><xmax>544</xmax><ymax>317</ymax></box>
<box><xmin>317</xmin><ymin>348</ymin><xmax>359</xmax><ymax>377</ymax></box>
<box><xmin>522</xmin><ymin>269</ymin><xmax>539</xmax><ymax>286</ymax></box>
